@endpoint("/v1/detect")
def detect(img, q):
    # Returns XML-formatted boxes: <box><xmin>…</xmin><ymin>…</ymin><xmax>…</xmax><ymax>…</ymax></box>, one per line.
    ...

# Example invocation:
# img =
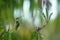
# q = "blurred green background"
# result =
<box><xmin>0</xmin><ymin>0</ymin><xmax>60</xmax><ymax>40</ymax></box>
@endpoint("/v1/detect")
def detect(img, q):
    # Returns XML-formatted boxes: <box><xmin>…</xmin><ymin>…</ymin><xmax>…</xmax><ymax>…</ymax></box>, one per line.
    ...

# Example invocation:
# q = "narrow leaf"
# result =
<box><xmin>49</xmin><ymin>13</ymin><xmax>53</xmax><ymax>20</ymax></box>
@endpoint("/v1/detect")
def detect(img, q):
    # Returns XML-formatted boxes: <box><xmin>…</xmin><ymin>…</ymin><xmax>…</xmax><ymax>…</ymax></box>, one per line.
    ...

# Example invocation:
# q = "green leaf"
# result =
<box><xmin>42</xmin><ymin>12</ymin><xmax>46</xmax><ymax>19</ymax></box>
<box><xmin>30</xmin><ymin>31</ymin><xmax>42</xmax><ymax>40</ymax></box>
<box><xmin>49</xmin><ymin>13</ymin><xmax>53</xmax><ymax>20</ymax></box>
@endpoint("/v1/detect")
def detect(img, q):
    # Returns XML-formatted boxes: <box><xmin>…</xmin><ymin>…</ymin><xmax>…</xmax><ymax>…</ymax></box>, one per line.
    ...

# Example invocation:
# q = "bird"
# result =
<box><xmin>15</xmin><ymin>18</ymin><xmax>20</xmax><ymax>30</ymax></box>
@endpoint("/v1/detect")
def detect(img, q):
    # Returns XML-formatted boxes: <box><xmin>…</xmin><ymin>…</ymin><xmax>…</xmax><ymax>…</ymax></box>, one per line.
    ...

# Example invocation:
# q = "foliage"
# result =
<box><xmin>0</xmin><ymin>0</ymin><xmax>59</xmax><ymax>40</ymax></box>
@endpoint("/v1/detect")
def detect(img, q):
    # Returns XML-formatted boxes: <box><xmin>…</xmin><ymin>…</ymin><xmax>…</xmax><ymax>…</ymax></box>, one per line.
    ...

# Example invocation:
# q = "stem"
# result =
<box><xmin>46</xmin><ymin>8</ymin><xmax>48</xmax><ymax>21</ymax></box>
